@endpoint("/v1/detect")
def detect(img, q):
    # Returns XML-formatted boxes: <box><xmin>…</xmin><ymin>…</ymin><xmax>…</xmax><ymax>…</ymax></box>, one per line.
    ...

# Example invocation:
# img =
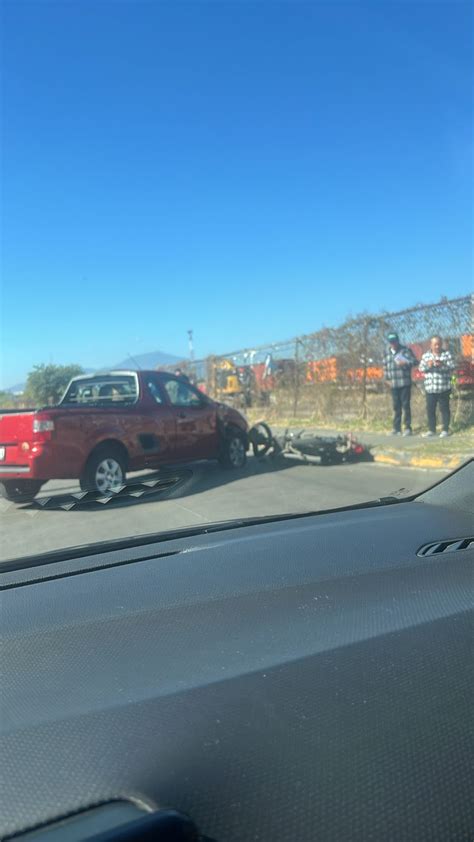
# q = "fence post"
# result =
<box><xmin>293</xmin><ymin>339</ymin><xmax>300</xmax><ymax>417</ymax></box>
<box><xmin>361</xmin><ymin>317</ymin><xmax>370</xmax><ymax>421</ymax></box>
<box><xmin>206</xmin><ymin>356</ymin><xmax>215</xmax><ymax>398</ymax></box>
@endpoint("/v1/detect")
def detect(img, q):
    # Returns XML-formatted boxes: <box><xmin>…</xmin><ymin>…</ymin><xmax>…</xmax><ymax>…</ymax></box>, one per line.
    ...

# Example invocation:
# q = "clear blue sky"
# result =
<box><xmin>1</xmin><ymin>1</ymin><xmax>472</xmax><ymax>387</ymax></box>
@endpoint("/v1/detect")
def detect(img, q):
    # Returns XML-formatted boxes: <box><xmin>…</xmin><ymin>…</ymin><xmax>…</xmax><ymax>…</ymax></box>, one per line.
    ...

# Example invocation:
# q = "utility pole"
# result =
<box><xmin>187</xmin><ymin>329</ymin><xmax>195</xmax><ymax>362</ymax></box>
<box><xmin>187</xmin><ymin>330</ymin><xmax>195</xmax><ymax>381</ymax></box>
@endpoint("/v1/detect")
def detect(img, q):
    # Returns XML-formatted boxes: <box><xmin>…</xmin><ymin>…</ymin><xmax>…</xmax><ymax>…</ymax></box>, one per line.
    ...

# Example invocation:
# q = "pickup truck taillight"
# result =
<box><xmin>32</xmin><ymin>418</ymin><xmax>55</xmax><ymax>441</ymax></box>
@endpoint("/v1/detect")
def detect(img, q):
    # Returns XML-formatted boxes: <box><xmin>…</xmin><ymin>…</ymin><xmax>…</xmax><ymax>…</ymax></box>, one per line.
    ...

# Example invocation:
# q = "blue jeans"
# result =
<box><xmin>391</xmin><ymin>385</ymin><xmax>412</xmax><ymax>432</ymax></box>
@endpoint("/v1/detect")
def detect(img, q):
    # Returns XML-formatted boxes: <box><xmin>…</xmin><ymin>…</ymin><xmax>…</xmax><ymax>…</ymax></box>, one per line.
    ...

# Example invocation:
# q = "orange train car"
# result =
<box><xmin>346</xmin><ymin>366</ymin><xmax>384</xmax><ymax>384</ymax></box>
<box><xmin>461</xmin><ymin>333</ymin><xmax>473</xmax><ymax>359</ymax></box>
<box><xmin>306</xmin><ymin>357</ymin><xmax>383</xmax><ymax>384</ymax></box>
<box><xmin>306</xmin><ymin>357</ymin><xmax>339</xmax><ymax>383</ymax></box>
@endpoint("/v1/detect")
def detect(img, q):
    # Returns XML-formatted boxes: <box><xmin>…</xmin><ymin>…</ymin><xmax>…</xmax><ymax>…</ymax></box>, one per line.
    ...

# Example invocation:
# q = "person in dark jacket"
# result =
<box><xmin>383</xmin><ymin>332</ymin><xmax>418</xmax><ymax>436</ymax></box>
<box><xmin>174</xmin><ymin>368</ymin><xmax>191</xmax><ymax>384</ymax></box>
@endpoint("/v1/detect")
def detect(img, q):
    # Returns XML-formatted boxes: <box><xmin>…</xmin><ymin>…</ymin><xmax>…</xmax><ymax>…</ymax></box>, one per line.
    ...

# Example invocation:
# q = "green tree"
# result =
<box><xmin>0</xmin><ymin>391</ymin><xmax>17</xmax><ymax>408</ymax></box>
<box><xmin>25</xmin><ymin>364</ymin><xmax>84</xmax><ymax>406</ymax></box>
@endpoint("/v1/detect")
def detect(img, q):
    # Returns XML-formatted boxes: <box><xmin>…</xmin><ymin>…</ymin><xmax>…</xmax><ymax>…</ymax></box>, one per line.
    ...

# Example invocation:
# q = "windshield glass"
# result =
<box><xmin>1</xmin><ymin>1</ymin><xmax>472</xmax><ymax>561</ymax></box>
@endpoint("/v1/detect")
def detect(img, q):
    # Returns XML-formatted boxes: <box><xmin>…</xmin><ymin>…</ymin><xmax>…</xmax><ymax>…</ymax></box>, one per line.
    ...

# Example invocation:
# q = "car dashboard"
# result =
<box><xmin>1</xmin><ymin>462</ymin><xmax>473</xmax><ymax>841</ymax></box>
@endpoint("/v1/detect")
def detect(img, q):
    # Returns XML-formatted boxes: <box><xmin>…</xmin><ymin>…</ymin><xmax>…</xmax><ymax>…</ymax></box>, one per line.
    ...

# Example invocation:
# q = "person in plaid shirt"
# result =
<box><xmin>419</xmin><ymin>336</ymin><xmax>455</xmax><ymax>437</ymax></box>
<box><xmin>383</xmin><ymin>332</ymin><xmax>418</xmax><ymax>435</ymax></box>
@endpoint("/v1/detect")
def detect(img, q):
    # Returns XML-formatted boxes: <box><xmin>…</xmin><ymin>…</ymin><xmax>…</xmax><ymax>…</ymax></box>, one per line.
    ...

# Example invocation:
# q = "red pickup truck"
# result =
<box><xmin>0</xmin><ymin>371</ymin><xmax>249</xmax><ymax>502</ymax></box>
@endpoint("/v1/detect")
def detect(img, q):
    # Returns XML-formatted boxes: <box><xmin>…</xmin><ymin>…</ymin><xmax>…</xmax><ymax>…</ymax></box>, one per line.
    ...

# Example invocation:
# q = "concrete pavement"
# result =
<box><xmin>0</xmin><ymin>455</ymin><xmax>447</xmax><ymax>562</ymax></box>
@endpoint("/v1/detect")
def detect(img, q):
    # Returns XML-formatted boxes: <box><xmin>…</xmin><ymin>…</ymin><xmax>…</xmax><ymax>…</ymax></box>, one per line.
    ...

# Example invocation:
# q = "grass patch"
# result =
<box><xmin>377</xmin><ymin>434</ymin><xmax>473</xmax><ymax>458</ymax></box>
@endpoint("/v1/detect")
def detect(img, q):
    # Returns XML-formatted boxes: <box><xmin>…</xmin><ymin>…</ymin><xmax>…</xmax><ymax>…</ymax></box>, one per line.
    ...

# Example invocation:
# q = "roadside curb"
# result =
<box><xmin>373</xmin><ymin>451</ymin><xmax>470</xmax><ymax>470</ymax></box>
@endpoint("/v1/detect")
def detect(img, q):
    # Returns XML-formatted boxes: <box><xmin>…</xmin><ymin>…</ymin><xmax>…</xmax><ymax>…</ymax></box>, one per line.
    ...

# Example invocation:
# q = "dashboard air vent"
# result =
<box><xmin>417</xmin><ymin>537</ymin><xmax>474</xmax><ymax>557</ymax></box>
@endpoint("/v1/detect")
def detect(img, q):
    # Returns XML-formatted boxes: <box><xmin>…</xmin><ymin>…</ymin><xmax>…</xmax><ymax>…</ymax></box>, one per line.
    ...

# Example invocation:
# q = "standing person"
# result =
<box><xmin>419</xmin><ymin>336</ymin><xmax>455</xmax><ymax>438</ymax></box>
<box><xmin>174</xmin><ymin>367</ymin><xmax>191</xmax><ymax>384</ymax></box>
<box><xmin>383</xmin><ymin>332</ymin><xmax>418</xmax><ymax>436</ymax></box>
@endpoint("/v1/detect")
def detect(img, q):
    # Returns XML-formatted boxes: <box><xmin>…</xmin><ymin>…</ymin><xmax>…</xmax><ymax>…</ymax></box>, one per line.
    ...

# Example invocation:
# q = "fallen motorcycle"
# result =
<box><xmin>248</xmin><ymin>422</ymin><xmax>372</xmax><ymax>465</ymax></box>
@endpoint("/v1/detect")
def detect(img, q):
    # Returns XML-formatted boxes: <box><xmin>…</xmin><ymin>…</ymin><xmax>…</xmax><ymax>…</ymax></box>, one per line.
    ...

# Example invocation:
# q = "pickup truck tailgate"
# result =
<box><xmin>0</xmin><ymin>411</ymin><xmax>35</xmax><ymax>445</ymax></box>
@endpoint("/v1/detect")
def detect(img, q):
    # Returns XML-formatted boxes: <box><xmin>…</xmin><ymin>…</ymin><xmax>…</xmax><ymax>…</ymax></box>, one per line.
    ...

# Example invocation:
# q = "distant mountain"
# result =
<box><xmin>2</xmin><ymin>382</ymin><xmax>26</xmax><ymax>395</ymax></box>
<box><xmin>112</xmin><ymin>350</ymin><xmax>182</xmax><ymax>370</ymax></box>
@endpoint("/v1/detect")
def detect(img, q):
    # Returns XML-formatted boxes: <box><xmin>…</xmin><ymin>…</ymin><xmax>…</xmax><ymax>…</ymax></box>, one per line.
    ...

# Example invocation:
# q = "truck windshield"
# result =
<box><xmin>62</xmin><ymin>376</ymin><xmax>138</xmax><ymax>405</ymax></box>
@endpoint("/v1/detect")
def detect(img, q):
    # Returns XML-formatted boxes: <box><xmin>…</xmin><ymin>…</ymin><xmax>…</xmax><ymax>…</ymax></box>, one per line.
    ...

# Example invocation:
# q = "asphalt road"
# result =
<box><xmin>0</xmin><ymin>455</ymin><xmax>447</xmax><ymax>562</ymax></box>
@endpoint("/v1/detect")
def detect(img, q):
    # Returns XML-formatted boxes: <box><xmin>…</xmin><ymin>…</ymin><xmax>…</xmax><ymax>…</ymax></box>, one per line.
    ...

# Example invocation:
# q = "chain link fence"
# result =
<box><xmin>166</xmin><ymin>295</ymin><xmax>474</xmax><ymax>430</ymax></box>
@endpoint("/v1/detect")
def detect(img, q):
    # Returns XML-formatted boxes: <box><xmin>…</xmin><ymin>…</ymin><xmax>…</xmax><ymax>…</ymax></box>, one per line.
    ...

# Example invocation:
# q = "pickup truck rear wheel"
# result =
<box><xmin>219</xmin><ymin>430</ymin><xmax>247</xmax><ymax>469</ymax></box>
<box><xmin>80</xmin><ymin>449</ymin><xmax>127</xmax><ymax>494</ymax></box>
<box><xmin>0</xmin><ymin>480</ymin><xmax>43</xmax><ymax>503</ymax></box>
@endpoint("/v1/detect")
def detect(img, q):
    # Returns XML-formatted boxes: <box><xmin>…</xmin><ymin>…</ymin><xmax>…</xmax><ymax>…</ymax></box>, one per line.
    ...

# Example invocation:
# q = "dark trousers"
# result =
<box><xmin>426</xmin><ymin>391</ymin><xmax>451</xmax><ymax>433</ymax></box>
<box><xmin>391</xmin><ymin>385</ymin><xmax>412</xmax><ymax>432</ymax></box>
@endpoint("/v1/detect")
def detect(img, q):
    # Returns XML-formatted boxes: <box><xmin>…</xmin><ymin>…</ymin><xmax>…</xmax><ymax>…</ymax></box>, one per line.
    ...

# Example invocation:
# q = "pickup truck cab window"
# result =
<box><xmin>62</xmin><ymin>375</ymin><xmax>138</xmax><ymax>405</ymax></box>
<box><xmin>145</xmin><ymin>376</ymin><xmax>164</xmax><ymax>404</ymax></box>
<box><xmin>163</xmin><ymin>378</ymin><xmax>203</xmax><ymax>407</ymax></box>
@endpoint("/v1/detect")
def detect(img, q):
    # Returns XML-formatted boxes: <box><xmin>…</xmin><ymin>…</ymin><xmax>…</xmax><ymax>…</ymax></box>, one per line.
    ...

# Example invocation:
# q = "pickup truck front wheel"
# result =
<box><xmin>80</xmin><ymin>449</ymin><xmax>127</xmax><ymax>494</ymax></box>
<box><xmin>218</xmin><ymin>430</ymin><xmax>247</xmax><ymax>469</ymax></box>
<box><xmin>0</xmin><ymin>480</ymin><xmax>44</xmax><ymax>503</ymax></box>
